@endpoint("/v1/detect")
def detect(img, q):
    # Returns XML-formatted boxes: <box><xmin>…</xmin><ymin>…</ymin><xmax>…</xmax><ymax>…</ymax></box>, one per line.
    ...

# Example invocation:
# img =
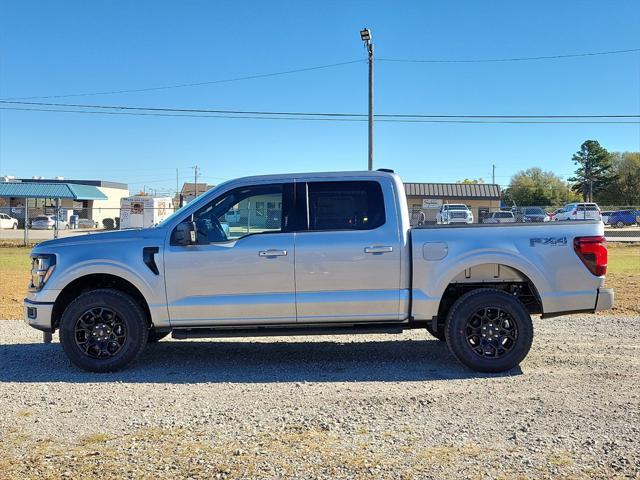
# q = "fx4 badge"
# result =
<box><xmin>530</xmin><ymin>237</ymin><xmax>567</xmax><ymax>247</ymax></box>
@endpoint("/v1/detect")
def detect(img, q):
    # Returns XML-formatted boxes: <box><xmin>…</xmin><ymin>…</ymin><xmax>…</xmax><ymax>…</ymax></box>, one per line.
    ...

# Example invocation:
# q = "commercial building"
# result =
<box><xmin>404</xmin><ymin>182</ymin><xmax>502</xmax><ymax>224</ymax></box>
<box><xmin>0</xmin><ymin>178</ymin><xmax>129</xmax><ymax>227</ymax></box>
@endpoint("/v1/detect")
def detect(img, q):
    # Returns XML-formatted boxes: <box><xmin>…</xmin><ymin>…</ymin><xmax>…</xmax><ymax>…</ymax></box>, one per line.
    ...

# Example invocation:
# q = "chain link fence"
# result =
<box><xmin>2</xmin><ymin>203</ymin><xmax>639</xmax><ymax>244</ymax></box>
<box><xmin>408</xmin><ymin>204</ymin><xmax>640</xmax><ymax>240</ymax></box>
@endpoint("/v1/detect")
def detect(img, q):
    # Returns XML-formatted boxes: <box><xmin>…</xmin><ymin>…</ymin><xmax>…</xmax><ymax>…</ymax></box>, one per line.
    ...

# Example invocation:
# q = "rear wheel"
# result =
<box><xmin>445</xmin><ymin>289</ymin><xmax>533</xmax><ymax>373</ymax></box>
<box><xmin>616</xmin><ymin>220</ymin><xmax>625</xmax><ymax>228</ymax></box>
<box><xmin>59</xmin><ymin>289</ymin><xmax>148</xmax><ymax>372</ymax></box>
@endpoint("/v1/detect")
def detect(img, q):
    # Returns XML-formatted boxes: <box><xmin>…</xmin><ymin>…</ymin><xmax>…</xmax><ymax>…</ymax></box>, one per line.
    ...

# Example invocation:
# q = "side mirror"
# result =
<box><xmin>173</xmin><ymin>221</ymin><xmax>197</xmax><ymax>246</ymax></box>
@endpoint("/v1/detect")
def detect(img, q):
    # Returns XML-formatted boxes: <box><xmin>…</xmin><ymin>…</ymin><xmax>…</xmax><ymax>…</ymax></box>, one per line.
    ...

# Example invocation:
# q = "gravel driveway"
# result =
<box><xmin>1</xmin><ymin>315</ymin><xmax>639</xmax><ymax>479</ymax></box>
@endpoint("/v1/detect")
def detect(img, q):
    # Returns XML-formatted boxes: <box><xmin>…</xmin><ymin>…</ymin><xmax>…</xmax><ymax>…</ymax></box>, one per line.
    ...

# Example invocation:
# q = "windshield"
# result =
<box><xmin>447</xmin><ymin>205</ymin><xmax>468</xmax><ymax>210</ymax></box>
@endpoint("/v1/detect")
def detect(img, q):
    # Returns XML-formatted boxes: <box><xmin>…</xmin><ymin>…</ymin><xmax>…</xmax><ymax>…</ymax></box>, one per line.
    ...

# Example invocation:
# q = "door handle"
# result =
<box><xmin>364</xmin><ymin>245</ymin><xmax>393</xmax><ymax>254</ymax></box>
<box><xmin>258</xmin><ymin>249</ymin><xmax>287</xmax><ymax>257</ymax></box>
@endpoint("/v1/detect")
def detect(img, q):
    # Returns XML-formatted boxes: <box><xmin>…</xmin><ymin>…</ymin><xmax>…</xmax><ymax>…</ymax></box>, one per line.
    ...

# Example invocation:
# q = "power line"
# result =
<box><xmin>378</xmin><ymin>47</ymin><xmax>640</xmax><ymax>64</ymax></box>
<box><xmin>2</xmin><ymin>106</ymin><xmax>638</xmax><ymax>124</ymax></box>
<box><xmin>2</xmin><ymin>47</ymin><xmax>637</xmax><ymax>101</ymax></box>
<box><xmin>1</xmin><ymin>100</ymin><xmax>638</xmax><ymax>119</ymax></box>
<box><xmin>0</xmin><ymin>60</ymin><xmax>364</xmax><ymax>101</ymax></box>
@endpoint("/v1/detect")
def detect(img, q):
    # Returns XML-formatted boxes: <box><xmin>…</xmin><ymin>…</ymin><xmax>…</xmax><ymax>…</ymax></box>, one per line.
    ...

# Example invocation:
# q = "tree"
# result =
<box><xmin>568</xmin><ymin>140</ymin><xmax>614</xmax><ymax>202</ymax></box>
<box><xmin>503</xmin><ymin>167</ymin><xmax>579</xmax><ymax>206</ymax></box>
<box><xmin>457</xmin><ymin>178</ymin><xmax>485</xmax><ymax>184</ymax></box>
<box><xmin>596</xmin><ymin>152</ymin><xmax>640</xmax><ymax>205</ymax></box>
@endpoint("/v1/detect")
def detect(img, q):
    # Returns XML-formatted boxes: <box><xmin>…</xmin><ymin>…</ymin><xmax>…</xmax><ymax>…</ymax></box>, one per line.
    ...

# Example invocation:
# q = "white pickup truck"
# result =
<box><xmin>25</xmin><ymin>170</ymin><xmax>613</xmax><ymax>373</ymax></box>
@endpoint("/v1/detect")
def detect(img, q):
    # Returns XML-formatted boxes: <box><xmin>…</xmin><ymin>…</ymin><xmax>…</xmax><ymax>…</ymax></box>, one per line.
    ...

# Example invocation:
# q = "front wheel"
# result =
<box><xmin>616</xmin><ymin>220</ymin><xmax>625</xmax><ymax>228</ymax></box>
<box><xmin>445</xmin><ymin>289</ymin><xmax>534</xmax><ymax>373</ymax></box>
<box><xmin>59</xmin><ymin>289</ymin><xmax>148</xmax><ymax>372</ymax></box>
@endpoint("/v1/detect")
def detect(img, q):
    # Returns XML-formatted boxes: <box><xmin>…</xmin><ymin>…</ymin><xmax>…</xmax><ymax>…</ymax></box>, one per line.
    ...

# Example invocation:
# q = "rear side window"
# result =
<box><xmin>307</xmin><ymin>181</ymin><xmax>385</xmax><ymax>231</ymax></box>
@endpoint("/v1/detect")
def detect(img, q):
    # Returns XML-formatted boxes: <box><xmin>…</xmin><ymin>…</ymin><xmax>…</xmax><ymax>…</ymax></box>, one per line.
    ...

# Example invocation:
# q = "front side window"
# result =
<box><xmin>184</xmin><ymin>184</ymin><xmax>284</xmax><ymax>244</ymax></box>
<box><xmin>307</xmin><ymin>181</ymin><xmax>385</xmax><ymax>231</ymax></box>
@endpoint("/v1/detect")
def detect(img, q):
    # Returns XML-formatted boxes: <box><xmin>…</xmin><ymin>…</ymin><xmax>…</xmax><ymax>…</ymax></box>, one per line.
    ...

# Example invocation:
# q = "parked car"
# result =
<box><xmin>26</xmin><ymin>170</ymin><xmax>614</xmax><ymax>374</ymax></box>
<box><xmin>600</xmin><ymin>211</ymin><xmax>614</xmax><ymax>225</ymax></box>
<box><xmin>547</xmin><ymin>208</ymin><xmax>563</xmax><ymax>221</ymax></box>
<box><xmin>482</xmin><ymin>211</ymin><xmax>516</xmax><ymax>224</ymax></box>
<box><xmin>0</xmin><ymin>213</ymin><xmax>19</xmax><ymax>229</ymax></box>
<box><xmin>608</xmin><ymin>210</ymin><xmax>640</xmax><ymax>228</ymax></box>
<box><xmin>77</xmin><ymin>218</ymin><xmax>99</xmax><ymax>229</ymax></box>
<box><xmin>436</xmin><ymin>204</ymin><xmax>474</xmax><ymax>224</ymax></box>
<box><xmin>31</xmin><ymin>215</ymin><xmax>69</xmax><ymax>230</ymax></box>
<box><xmin>514</xmin><ymin>207</ymin><xmax>550</xmax><ymax>223</ymax></box>
<box><xmin>554</xmin><ymin>203</ymin><xmax>601</xmax><ymax>222</ymax></box>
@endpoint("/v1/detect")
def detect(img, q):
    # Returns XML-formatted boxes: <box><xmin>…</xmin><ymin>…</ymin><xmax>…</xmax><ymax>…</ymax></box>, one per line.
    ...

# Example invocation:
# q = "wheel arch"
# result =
<box><xmin>51</xmin><ymin>274</ymin><xmax>152</xmax><ymax>332</ymax></box>
<box><xmin>435</xmin><ymin>262</ymin><xmax>544</xmax><ymax>325</ymax></box>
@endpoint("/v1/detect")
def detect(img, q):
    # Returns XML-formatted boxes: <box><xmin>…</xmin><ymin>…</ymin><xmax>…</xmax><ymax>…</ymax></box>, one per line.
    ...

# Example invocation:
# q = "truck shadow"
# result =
<box><xmin>0</xmin><ymin>339</ymin><xmax>522</xmax><ymax>383</ymax></box>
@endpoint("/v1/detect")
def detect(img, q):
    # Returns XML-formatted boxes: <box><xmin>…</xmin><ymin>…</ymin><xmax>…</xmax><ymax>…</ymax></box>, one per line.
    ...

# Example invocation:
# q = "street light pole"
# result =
<box><xmin>360</xmin><ymin>28</ymin><xmax>374</xmax><ymax>171</ymax></box>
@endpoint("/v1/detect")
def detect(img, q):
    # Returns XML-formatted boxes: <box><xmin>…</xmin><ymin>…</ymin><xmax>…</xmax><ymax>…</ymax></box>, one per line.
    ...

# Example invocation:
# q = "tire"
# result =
<box><xmin>59</xmin><ymin>289</ymin><xmax>148</xmax><ymax>372</ymax></box>
<box><xmin>12</xmin><ymin>223</ymin><xmax>17</xmax><ymax>229</ymax></box>
<box><xmin>147</xmin><ymin>329</ymin><xmax>170</xmax><ymax>343</ymax></box>
<box><xmin>425</xmin><ymin>322</ymin><xmax>446</xmax><ymax>341</ymax></box>
<box><xmin>444</xmin><ymin>288</ymin><xmax>534</xmax><ymax>373</ymax></box>
<box><xmin>616</xmin><ymin>220</ymin><xmax>624</xmax><ymax>228</ymax></box>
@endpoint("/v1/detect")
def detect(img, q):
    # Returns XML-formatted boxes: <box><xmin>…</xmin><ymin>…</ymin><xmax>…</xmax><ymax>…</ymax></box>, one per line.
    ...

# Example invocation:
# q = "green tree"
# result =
<box><xmin>596</xmin><ymin>152</ymin><xmax>640</xmax><ymax>205</ymax></box>
<box><xmin>457</xmin><ymin>178</ymin><xmax>485</xmax><ymax>184</ymax></box>
<box><xmin>503</xmin><ymin>168</ymin><xmax>578</xmax><ymax>206</ymax></box>
<box><xmin>568</xmin><ymin>140</ymin><xmax>614</xmax><ymax>202</ymax></box>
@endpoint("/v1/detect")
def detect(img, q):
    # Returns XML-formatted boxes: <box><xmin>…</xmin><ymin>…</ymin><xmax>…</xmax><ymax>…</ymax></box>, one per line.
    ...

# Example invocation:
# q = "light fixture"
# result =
<box><xmin>360</xmin><ymin>28</ymin><xmax>371</xmax><ymax>42</ymax></box>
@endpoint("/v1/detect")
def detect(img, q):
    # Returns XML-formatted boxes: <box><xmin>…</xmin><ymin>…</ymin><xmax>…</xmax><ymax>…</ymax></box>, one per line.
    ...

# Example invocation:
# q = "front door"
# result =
<box><xmin>164</xmin><ymin>183</ymin><xmax>296</xmax><ymax>326</ymax></box>
<box><xmin>294</xmin><ymin>180</ymin><xmax>403</xmax><ymax>322</ymax></box>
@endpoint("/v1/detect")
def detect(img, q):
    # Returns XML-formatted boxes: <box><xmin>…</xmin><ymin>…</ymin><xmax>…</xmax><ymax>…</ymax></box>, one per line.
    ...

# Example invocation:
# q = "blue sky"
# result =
<box><xmin>1</xmin><ymin>0</ymin><xmax>639</xmax><ymax>194</ymax></box>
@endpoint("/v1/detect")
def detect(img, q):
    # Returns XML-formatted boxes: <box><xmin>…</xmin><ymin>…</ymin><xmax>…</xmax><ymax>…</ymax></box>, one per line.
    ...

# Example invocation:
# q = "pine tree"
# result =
<box><xmin>568</xmin><ymin>140</ymin><xmax>615</xmax><ymax>202</ymax></box>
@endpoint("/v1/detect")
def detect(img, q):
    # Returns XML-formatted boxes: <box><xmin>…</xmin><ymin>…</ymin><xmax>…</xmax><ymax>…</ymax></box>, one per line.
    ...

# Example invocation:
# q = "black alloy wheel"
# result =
<box><xmin>60</xmin><ymin>289</ymin><xmax>148</xmax><ymax>372</ymax></box>
<box><xmin>74</xmin><ymin>307</ymin><xmax>127</xmax><ymax>359</ymax></box>
<box><xmin>445</xmin><ymin>289</ymin><xmax>534</xmax><ymax>373</ymax></box>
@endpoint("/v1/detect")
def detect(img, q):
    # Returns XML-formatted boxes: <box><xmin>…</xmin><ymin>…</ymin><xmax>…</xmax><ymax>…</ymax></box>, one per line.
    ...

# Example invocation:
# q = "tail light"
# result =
<box><xmin>574</xmin><ymin>236</ymin><xmax>607</xmax><ymax>276</ymax></box>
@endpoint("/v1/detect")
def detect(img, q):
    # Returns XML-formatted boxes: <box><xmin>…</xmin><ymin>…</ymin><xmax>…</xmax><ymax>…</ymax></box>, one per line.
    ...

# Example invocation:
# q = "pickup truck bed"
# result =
<box><xmin>25</xmin><ymin>170</ymin><xmax>613</xmax><ymax>373</ymax></box>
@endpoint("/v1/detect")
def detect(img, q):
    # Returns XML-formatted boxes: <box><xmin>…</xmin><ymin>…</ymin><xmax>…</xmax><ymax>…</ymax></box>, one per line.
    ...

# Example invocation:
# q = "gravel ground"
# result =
<box><xmin>1</xmin><ymin>315</ymin><xmax>639</xmax><ymax>479</ymax></box>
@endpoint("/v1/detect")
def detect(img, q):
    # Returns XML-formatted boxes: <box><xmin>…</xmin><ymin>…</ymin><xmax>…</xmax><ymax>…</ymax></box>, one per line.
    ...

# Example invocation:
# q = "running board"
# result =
<box><xmin>171</xmin><ymin>323</ymin><xmax>406</xmax><ymax>339</ymax></box>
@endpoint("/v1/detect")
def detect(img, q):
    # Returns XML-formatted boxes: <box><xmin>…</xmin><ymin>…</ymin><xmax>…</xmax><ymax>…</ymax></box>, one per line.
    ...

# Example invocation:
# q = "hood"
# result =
<box><xmin>31</xmin><ymin>227</ymin><xmax>167</xmax><ymax>254</ymax></box>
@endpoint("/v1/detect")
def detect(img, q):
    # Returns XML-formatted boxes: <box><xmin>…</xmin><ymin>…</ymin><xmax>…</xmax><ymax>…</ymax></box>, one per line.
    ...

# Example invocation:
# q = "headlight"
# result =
<box><xmin>29</xmin><ymin>254</ymin><xmax>56</xmax><ymax>292</ymax></box>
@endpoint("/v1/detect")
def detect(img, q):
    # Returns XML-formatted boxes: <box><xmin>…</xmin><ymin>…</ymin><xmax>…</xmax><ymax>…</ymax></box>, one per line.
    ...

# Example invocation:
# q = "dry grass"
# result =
<box><xmin>2</xmin><ymin>243</ymin><xmax>638</xmax><ymax>320</ymax></box>
<box><xmin>0</xmin><ymin>425</ymin><xmax>624</xmax><ymax>480</ymax></box>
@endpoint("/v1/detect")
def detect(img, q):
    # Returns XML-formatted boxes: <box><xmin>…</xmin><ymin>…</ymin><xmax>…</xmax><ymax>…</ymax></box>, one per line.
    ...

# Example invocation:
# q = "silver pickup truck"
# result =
<box><xmin>25</xmin><ymin>170</ymin><xmax>613</xmax><ymax>373</ymax></box>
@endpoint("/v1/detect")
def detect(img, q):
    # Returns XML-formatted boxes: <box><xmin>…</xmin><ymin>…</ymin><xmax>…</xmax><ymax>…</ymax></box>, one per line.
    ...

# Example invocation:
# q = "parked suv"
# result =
<box><xmin>554</xmin><ymin>203</ymin><xmax>601</xmax><ymax>222</ymax></box>
<box><xmin>608</xmin><ymin>210</ymin><xmax>640</xmax><ymax>228</ymax></box>
<box><xmin>436</xmin><ymin>204</ymin><xmax>473</xmax><ymax>224</ymax></box>
<box><xmin>31</xmin><ymin>215</ymin><xmax>69</xmax><ymax>230</ymax></box>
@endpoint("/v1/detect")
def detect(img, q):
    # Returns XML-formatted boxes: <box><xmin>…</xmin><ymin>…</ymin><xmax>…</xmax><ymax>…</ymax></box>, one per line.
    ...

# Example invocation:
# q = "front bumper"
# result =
<box><xmin>24</xmin><ymin>299</ymin><xmax>54</xmax><ymax>332</ymax></box>
<box><xmin>594</xmin><ymin>288</ymin><xmax>614</xmax><ymax>312</ymax></box>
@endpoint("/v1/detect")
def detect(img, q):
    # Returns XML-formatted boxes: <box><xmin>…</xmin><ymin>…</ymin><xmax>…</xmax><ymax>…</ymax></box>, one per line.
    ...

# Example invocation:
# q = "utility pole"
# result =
<box><xmin>192</xmin><ymin>165</ymin><xmax>200</xmax><ymax>199</ymax></box>
<box><xmin>492</xmin><ymin>164</ymin><xmax>496</xmax><ymax>184</ymax></box>
<box><xmin>176</xmin><ymin>168</ymin><xmax>179</xmax><ymax>198</ymax></box>
<box><xmin>360</xmin><ymin>28</ymin><xmax>374</xmax><ymax>170</ymax></box>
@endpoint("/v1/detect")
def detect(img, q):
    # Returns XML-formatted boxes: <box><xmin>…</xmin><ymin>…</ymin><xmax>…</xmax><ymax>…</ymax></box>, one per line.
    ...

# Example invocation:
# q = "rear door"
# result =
<box><xmin>294</xmin><ymin>179</ymin><xmax>403</xmax><ymax>322</ymax></box>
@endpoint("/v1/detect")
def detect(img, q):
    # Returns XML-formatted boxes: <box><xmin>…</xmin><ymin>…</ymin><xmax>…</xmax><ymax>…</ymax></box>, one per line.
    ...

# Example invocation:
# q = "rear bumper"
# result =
<box><xmin>24</xmin><ymin>299</ymin><xmax>54</xmax><ymax>332</ymax></box>
<box><xmin>595</xmin><ymin>288</ymin><xmax>614</xmax><ymax>312</ymax></box>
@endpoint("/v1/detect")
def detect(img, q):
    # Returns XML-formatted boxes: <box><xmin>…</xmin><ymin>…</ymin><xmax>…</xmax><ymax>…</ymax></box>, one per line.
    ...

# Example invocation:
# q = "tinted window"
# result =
<box><xmin>307</xmin><ymin>181</ymin><xmax>385</xmax><ymax>231</ymax></box>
